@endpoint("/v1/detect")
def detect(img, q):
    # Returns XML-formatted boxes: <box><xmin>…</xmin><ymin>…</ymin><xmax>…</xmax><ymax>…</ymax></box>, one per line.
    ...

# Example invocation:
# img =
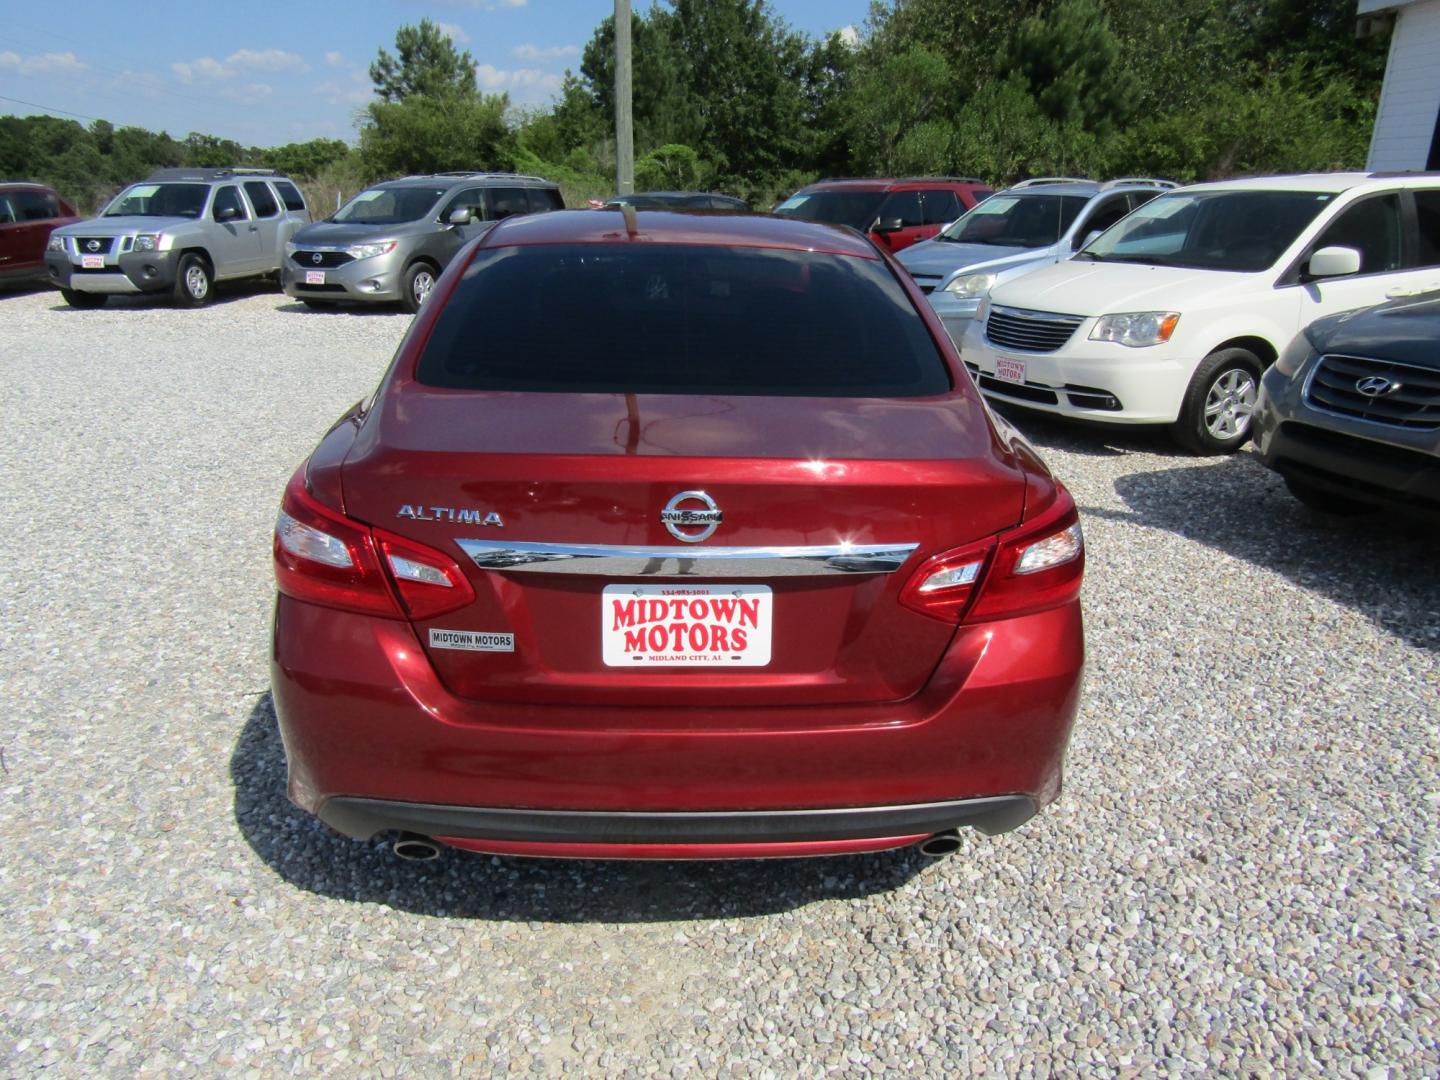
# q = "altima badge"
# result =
<box><xmin>398</xmin><ymin>505</ymin><xmax>503</xmax><ymax>526</ymax></box>
<box><xmin>660</xmin><ymin>490</ymin><xmax>722</xmax><ymax>543</ymax></box>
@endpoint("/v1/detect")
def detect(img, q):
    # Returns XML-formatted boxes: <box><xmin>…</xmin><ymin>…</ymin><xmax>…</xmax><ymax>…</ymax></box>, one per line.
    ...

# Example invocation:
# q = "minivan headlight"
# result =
<box><xmin>1090</xmin><ymin>311</ymin><xmax>1180</xmax><ymax>348</ymax></box>
<box><xmin>944</xmin><ymin>272</ymin><xmax>995</xmax><ymax>299</ymax></box>
<box><xmin>346</xmin><ymin>241</ymin><xmax>398</xmax><ymax>260</ymax></box>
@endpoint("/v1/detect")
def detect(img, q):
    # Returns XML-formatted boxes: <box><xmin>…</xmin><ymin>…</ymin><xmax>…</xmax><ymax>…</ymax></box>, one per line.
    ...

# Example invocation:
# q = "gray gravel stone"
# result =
<box><xmin>0</xmin><ymin>284</ymin><xmax>1436</xmax><ymax>1076</ymax></box>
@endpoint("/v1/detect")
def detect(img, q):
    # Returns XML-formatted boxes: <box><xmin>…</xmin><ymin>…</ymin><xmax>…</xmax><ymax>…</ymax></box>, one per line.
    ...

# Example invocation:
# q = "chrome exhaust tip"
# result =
<box><xmin>392</xmin><ymin>832</ymin><xmax>441</xmax><ymax>861</ymax></box>
<box><xmin>916</xmin><ymin>830</ymin><xmax>962</xmax><ymax>858</ymax></box>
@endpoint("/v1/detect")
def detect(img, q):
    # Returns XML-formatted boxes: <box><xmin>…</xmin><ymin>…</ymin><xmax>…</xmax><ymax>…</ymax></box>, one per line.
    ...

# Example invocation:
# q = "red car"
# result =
<box><xmin>774</xmin><ymin>177</ymin><xmax>993</xmax><ymax>253</ymax></box>
<box><xmin>0</xmin><ymin>183</ymin><xmax>79</xmax><ymax>286</ymax></box>
<box><xmin>272</xmin><ymin>209</ymin><xmax>1084</xmax><ymax>861</ymax></box>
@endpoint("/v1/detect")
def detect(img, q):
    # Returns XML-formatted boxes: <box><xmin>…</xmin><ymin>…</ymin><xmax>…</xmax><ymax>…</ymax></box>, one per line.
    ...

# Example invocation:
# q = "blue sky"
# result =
<box><xmin>1</xmin><ymin>1</ymin><xmax>872</xmax><ymax>148</ymax></box>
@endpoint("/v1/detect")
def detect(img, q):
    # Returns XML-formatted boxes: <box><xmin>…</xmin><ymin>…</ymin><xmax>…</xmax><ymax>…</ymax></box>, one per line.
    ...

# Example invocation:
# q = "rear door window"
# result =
<box><xmin>417</xmin><ymin>244</ymin><xmax>951</xmax><ymax>397</ymax></box>
<box><xmin>921</xmin><ymin>190</ymin><xmax>960</xmax><ymax>225</ymax></box>
<box><xmin>244</xmin><ymin>181</ymin><xmax>280</xmax><ymax>218</ymax></box>
<box><xmin>274</xmin><ymin>181</ymin><xmax>306</xmax><ymax>212</ymax></box>
<box><xmin>487</xmin><ymin>188</ymin><xmax>530</xmax><ymax>220</ymax></box>
<box><xmin>527</xmin><ymin>188</ymin><xmax>564</xmax><ymax>212</ymax></box>
<box><xmin>1414</xmin><ymin>190</ymin><xmax>1440</xmax><ymax>267</ymax></box>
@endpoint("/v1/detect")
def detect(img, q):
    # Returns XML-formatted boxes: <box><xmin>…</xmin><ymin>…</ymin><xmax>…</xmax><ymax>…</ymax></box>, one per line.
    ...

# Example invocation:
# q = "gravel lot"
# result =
<box><xmin>2</xmin><ymin>281</ymin><xmax>1436</xmax><ymax>1077</ymax></box>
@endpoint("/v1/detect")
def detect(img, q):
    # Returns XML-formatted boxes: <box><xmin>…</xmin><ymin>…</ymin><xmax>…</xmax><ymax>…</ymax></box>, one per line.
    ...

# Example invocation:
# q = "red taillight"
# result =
<box><xmin>901</xmin><ymin>485</ymin><xmax>1084</xmax><ymax>624</ymax></box>
<box><xmin>273</xmin><ymin>469</ymin><xmax>474</xmax><ymax>620</ymax></box>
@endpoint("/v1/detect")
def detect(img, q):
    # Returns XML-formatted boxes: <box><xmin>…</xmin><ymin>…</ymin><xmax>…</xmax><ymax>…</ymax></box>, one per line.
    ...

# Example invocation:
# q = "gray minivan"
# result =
<box><xmin>282</xmin><ymin>172</ymin><xmax>564</xmax><ymax>312</ymax></box>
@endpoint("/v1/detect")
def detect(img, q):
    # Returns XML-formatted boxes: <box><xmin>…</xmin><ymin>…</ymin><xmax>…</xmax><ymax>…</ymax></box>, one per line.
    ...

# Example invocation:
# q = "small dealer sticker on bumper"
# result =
<box><xmin>429</xmin><ymin>629</ymin><xmax>515</xmax><ymax>652</ymax></box>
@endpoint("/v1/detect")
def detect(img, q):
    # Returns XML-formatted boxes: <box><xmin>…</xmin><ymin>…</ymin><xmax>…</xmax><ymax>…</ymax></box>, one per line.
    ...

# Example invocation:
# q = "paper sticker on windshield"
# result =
<box><xmin>429</xmin><ymin>629</ymin><xmax>514</xmax><ymax>652</ymax></box>
<box><xmin>970</xmin><ymin>198</ymin><xmax>1015</xmax><ymax>215</ymax></box>
<box><xmin>353</xmin><ymin>189</ymin><xmax>384</xmax><ymax>202</ymax></box>
<box><xmin>127</xmin><ymin>185</ymin><xmax>160</xmax><ymax>198</ymax></box>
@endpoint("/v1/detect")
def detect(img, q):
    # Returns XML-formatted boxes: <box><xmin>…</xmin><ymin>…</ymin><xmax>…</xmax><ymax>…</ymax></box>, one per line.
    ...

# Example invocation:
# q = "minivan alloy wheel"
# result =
<box><xmin>412</xmin><ymin>269</ymin><xmax>434</xmax><ymax>305</ymax></box>
<box><xmin>1203</xmin><ymin>369</ymin><xmax>1256</xmax><ymax>440</ymax></box>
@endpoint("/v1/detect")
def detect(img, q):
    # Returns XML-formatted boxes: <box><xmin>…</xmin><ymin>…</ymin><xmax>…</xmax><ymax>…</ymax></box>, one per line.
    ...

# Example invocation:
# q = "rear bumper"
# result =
<box><xmin>272</xmin><ymin>594</ymin><xmax>1083</xmax><ymax>857</ymax></box>
<box><xmin>321</xmin><ymin>794</ymin><xmax>1035</xmax><ymax>844</ymax></box>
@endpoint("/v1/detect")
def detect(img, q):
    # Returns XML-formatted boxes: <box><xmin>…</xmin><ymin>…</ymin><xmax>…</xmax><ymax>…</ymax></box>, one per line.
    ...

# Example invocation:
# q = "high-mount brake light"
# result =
<box><xmin>273</xmin><ymin>470</ymin><xmax>474</xmax><ymax>620</ymax></box>
<box><xmin>900</xmin><ymin>486</ymin><xmax>1084</xmax><ymax>624</ymax></box>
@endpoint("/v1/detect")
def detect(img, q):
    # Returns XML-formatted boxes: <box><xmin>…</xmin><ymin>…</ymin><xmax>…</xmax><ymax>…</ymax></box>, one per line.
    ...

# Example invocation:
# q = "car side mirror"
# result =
<box><xmin>1307</xmin><ymin>245</ymin><xmax>1361</xmax><ymax>279</ymax></box>
<box><xmin>448</xmin><ymin>208</ymin><xmax>474</xmax><ymax>225</ymax></box>
<box><xmin>872</xmin><ymin>217</ymin><xmax>905</xmax><ymax>234</ymax></box>
<box><xmin>215</xmin><ymin>205</ymin><xmax>239</xmax><ymax>223</ymax></box>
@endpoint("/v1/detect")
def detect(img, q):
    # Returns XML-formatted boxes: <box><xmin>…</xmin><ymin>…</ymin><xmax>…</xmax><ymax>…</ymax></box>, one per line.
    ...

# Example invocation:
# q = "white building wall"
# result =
<box><xmin>1366</xmin><ymin>0</ymin><xmax>1440</xmax><ymax>170</ymax></box>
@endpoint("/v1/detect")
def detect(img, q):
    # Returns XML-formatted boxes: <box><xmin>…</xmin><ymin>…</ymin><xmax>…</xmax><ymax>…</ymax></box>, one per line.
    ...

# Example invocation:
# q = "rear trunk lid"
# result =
<box><xmin>342</xmin><ymin>389</ymin><xmax>1025</xmax><ymax>708</ymax></box>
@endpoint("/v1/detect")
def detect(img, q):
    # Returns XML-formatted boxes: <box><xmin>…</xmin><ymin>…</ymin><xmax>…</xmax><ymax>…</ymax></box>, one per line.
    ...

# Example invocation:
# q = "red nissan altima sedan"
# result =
<box><xmin>271</xmin><ymin>209</ymin><xmax>1085</xmax><ymax>861</ymax></box>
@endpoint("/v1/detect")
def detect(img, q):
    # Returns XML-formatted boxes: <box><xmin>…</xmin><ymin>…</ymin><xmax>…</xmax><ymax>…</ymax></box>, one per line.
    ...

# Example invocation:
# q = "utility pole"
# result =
<box><xmin>615</xmin><ymin>0</ymin><xmax>635</xmax><ymax>195</ymax></box>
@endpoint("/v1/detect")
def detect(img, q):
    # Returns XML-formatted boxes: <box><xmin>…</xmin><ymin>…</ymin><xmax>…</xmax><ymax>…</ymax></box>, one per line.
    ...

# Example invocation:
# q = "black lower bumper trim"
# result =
<box><xmin>318</xmin><ymin>795</ymin><xmax>1038</xmax><ymax>844</ymax></box>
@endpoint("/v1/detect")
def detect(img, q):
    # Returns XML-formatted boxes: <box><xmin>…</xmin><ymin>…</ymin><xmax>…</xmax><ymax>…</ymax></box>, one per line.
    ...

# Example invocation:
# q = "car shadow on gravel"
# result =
<box><xmin>42</xmin><ymin>278</ymin><xmax>285</xmax><ymax>312</ymax></box>
<box><xmin>989</xmin><ymin>402</ymin><xmax>1190</xmax><ymax>459</ymax></box>
<box><xmin>273</xmin><ymin>302</ymin><xmax>410</xmax><ymax>317</ymax></box>
<box><xmin>232</xmin><ymin>694</ymin><xmax>928</xmax><ymax>920</ymax></box>
<box><xmin>1087</xmin><ymin>451</ymin><xmax>1440</xmax><ymax>650</ymax></box>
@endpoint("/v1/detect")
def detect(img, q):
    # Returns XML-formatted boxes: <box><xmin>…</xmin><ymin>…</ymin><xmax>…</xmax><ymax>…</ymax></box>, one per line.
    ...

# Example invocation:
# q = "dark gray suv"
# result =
<box><xmin>282</xmin><ymin>172</ymin><xmax>564</xmax><ymax>312</ymax></box>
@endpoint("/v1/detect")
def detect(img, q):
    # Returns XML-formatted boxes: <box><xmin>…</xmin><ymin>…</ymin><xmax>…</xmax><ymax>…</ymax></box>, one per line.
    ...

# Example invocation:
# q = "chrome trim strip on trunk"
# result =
<box><xmin>454</xmin><ymin>539</ymin><xmax>920</xmax><ymax>577</ymax></box>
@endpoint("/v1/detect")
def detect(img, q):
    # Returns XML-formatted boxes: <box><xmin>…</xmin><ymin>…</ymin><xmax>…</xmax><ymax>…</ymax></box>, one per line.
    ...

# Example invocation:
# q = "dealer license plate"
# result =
<box><xmin>995</xmin><ymin>357</ymin><xmax>1026</xmax><ymax>384</ymax></box>
<box><xmin>305</xmin><ymin>270</ymin><xmax>326</xmax><ymax>285</ymax></box>
<box><xmin>602</xmin><ymin>583</ymin><xmax>773</xmax><ymax>667</ymax></box>
<box><xmin>81</xmin><ymin>255</ymin><xmax>105</xmax><ymax>269</ymax></box>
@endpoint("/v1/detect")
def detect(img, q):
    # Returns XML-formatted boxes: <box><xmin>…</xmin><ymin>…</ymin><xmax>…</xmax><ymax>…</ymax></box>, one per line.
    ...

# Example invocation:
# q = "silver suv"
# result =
<box><xmin>44</xmin><ymin>167</ymin><xmax>309</xmax><ymax>308</ymax></box>
<box><xmin>282</xmin><ymin>172</ymin><xmax>564</xmax><ymax>313</ymax></box>
<box><xmin>897</xmin><ymin>178</ymin><xmax>1175</xmax><ymax>346</ymax></box>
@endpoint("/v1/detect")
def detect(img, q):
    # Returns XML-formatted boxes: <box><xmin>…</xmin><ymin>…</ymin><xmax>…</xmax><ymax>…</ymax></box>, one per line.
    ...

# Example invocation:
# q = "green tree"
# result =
<box><xmin>370</xmin><ymin>18</ymin><xmax>478</xmax><ymax>102</ymax></box>
<box><xmin>1007</xmin><ymin>0</ymin><xmax>1136</xmax><ymax>137</ymax></box>
<box><xmin>635</xmin><ymin>143</ymin><xmax>707</xmax><ymax>189</ymax></box>
<box><xmin>263</xmin><ymin>138</ymin><xmax>352</xmax><ymax>178</ymax></box>
<box><xmin>358</xmin><ymin>93</ymin><xmax>514</xmax><ymax>179</ymax></box>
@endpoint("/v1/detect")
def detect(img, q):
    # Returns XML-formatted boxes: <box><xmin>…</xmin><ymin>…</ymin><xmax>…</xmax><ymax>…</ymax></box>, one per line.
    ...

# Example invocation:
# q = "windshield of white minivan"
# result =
<box><xmin>103</xmin><ymin>183</ymin><xmax>208</xmax><ymax>218</ymax></box>
<box><xmin>332</xmin><ymin>186</ymin><xmax>447</xmax><ymax>225</ymax></box>
<box><xmin>939</xmin><ymin>194</ymin><xmax>1088</xmax><ymax>247</ymax></box>
<box><xmin>1080</xmin><ymin>190</ymin><xmax>1336</xmax><ymax>271</ymax></box>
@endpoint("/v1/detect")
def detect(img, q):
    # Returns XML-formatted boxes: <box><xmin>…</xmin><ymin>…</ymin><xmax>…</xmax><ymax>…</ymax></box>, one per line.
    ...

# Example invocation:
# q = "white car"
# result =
<box><xmin>959</xmin><ymin>172</ymin><xmax>1440</xmax><ymax>452</ymax></box>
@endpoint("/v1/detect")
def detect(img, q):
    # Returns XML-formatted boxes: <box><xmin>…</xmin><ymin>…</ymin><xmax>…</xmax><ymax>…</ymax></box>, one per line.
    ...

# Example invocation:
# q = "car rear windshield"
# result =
<box><xmin>1081</xmin><ymin>189</ymin><xmax>1337</xmax><ymax>271</ymax></box>
<box><xmin>940</xmin><ymin>194</ymin><xmax>1090</xmax><ymax>247</ymax></box>
<box><xmin>774</xmin><ymin>191</ymin><xmax>887</xmax><ymax>232</ymax></box>
<box><xmin>103</xmin><ymin>183</ymin><xmax>208</xmax><ymax>218</ymax></box>
<box><xmin>416</xmin><ymin>244</ymin><xmax>952</xmax><ymax>397</ymax></box>
<box><xmin>332</xmin><ymin>186</ymin><xmax>446</xmax><ymax>225</ymax></box>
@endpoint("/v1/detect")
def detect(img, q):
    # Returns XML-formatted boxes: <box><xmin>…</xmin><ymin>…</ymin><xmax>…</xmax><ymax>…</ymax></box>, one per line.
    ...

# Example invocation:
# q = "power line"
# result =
<box><xmin>0</xmin><ymin>93</ymin><xmax>101</xmax><ymax>123</ymax></box>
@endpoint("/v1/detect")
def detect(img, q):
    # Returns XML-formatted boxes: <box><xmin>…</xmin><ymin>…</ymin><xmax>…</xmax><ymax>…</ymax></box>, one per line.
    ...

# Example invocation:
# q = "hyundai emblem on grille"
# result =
<box><xmin>660</xmin><ymin>491</ymin><xmax>722</xmax><ymax>543</ymax></box>
<box><xmin>1354</xmin><ymin>376</ymin><xmax>1399</xmax><ymax>398</ymax></box>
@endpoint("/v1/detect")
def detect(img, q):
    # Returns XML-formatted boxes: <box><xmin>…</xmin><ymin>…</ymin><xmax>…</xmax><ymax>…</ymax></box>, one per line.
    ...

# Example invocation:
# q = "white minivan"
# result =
<box><xmin>959</xmin><ymin>173</ymin><xmax>1440</xmax><ymax>452</ymax></box>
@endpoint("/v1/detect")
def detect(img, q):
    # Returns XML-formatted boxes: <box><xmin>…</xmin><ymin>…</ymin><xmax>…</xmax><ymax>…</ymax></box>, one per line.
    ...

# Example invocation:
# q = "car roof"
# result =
<box><xmin>381</xmin><ymin>172</ymin><xmax>559</xmax><ymax>189</ymax></box>
<box><xmin>799</xmin><ymin>177</ymin><xmax>990</xmax><ymax>192</ymax></box>
<box><xmin>483</xmin><ymin>209</ymin><xmax>880</xmax><ymax>258</ymax></box>
<box><xmin>1176</xmin><ymin>171</ymin><xmax>1412</xmax><ymax>195</ymax></box>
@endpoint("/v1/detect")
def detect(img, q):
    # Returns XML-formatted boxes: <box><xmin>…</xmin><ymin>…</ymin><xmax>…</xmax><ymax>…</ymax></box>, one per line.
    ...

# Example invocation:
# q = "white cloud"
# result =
<box><xmin>436</xmin><ymin>21</ymin><xmax>471</xmax><ymax>44</ymax></box>
<box><xmin>315</xmin><ymin>77</ymin><xmax>373</xmax><ymax>107</ymax></box>
<box><xmin>474</xmin><ymin>63</ymin><xmax>563</xmax><ymax>103</ymax></box>
<box><xmin>172</xmin><ymin>48</ymin><xmax>307</xmax><ymax>83</ymax></box>
<box><xmin>0</xmin><ymin>51</ymin><xmax>90</xmax><ymax>76</ymax></box>
<box><xmin>324</xmin><ymin>51</ymin><xmax>347</xmax><ymax>69</ymax></box>
<box><xmin>512</xmin><ymin>43</ymin><xmax>578</xmax><ymax>63</ymax></box>
<box><xmin>221</xmin><ymin>82</ymin><xmax>274</xmax><ymax>104</ymax></box>
<box><xmin>838</xmin><ymin>25</ymin><xmax>860</xmax><ymax>48</ymax></box>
